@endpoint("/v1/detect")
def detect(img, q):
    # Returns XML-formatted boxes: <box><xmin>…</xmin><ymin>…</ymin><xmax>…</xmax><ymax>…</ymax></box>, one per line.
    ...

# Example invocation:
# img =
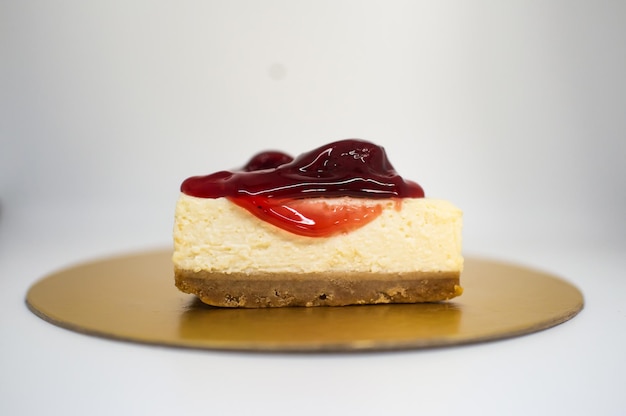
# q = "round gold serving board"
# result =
<box><xmin>26</xmin><ymin>250</ymin><xmax>583</xmax><ymax>352</ymax></box>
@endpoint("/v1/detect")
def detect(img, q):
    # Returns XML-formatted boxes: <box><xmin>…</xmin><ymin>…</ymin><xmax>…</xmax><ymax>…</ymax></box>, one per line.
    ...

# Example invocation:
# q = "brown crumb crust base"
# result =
<box><xmin>175</xmin><ymin>269</ymin><xmax>462</xmax><ymax>308</ymax></box>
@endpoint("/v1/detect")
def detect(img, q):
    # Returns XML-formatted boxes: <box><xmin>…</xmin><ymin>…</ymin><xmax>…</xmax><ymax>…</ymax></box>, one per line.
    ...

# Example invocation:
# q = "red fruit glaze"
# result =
<box><xmin>180</xmin><ymin>139</ymin><xmax>424</xmax><ymax>236</ymax></box>
<box><xmin>229</xmin><ymin>196</ymin><xmax>385</xmax><ymax>237</ymax></box>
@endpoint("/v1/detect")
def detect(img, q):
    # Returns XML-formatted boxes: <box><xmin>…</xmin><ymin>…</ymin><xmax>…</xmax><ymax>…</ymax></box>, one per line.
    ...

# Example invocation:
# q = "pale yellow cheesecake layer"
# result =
<box><xmin>173</xmin><ymin>194</ymin><xmax>463</xmax><ymax>276</ymax></box>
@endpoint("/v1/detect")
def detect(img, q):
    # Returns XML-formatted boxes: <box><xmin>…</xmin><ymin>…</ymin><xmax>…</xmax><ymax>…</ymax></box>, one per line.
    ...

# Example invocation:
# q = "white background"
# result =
<box><xmin>1</xmin><ymin>1</ymin><xmax>625</xmax><ymax>415</ymax></box>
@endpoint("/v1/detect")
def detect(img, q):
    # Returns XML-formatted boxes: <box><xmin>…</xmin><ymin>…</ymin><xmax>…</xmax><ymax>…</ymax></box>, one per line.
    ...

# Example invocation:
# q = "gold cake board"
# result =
<box><xmin>25</xmin><ymin>250</ymin><xmax>584</xmax><ymax>352</ymax></box>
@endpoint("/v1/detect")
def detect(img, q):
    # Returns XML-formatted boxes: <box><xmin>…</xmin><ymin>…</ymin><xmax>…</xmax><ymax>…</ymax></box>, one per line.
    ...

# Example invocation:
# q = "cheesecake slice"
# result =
<box><xmin>173</xmin><ymin>139</ymin><xmax>463</xmax><ymax>307</ymax></box>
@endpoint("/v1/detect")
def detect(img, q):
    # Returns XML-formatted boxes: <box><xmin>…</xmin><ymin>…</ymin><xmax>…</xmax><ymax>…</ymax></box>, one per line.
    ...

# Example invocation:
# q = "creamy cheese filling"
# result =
<box><xmin>173</xmin><ymin>194</ymin><xmax>463</xmax><ymax>275</ymax></box>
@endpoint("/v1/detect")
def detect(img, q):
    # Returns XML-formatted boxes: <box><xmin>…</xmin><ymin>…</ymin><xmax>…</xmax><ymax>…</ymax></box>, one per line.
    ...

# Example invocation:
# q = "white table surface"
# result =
<box><xmin>1</xmin><ymin>200</ymin><xmax>624</xmax><ymax>416</ymax></box>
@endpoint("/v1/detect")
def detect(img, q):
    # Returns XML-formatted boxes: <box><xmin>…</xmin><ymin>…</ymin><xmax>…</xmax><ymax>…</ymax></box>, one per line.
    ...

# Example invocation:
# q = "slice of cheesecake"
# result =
<box><xmin>173</xmin><ymin>195</ymin><xmax>462</xmax><ymax>307</ymax></box>
<box><xmin>172</xmin><ymin>139</ymin><xmax>463</xmax><ymax>307</ymax></box>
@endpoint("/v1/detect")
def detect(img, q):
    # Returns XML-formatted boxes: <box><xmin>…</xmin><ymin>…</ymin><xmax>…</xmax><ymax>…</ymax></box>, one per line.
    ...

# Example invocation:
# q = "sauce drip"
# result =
<box><xmin>181</xmin><ymin>139</ymin><xmax>425</xmax><ymax>237</ymax></box>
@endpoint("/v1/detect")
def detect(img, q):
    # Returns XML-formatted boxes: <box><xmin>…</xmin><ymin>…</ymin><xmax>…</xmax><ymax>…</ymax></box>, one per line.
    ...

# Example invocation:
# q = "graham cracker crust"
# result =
<box><xmin>175</xmin><ymin>269</ymin><xmax>462</xmax><ymax>308</ymax></box>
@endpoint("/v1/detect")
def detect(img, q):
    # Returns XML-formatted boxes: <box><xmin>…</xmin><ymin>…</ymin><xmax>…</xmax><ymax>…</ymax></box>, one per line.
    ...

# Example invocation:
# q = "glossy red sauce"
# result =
<box><xmin>181</xmin><ymin>139</ymin><xmax>424</xmax><ymax>236</ymax></box>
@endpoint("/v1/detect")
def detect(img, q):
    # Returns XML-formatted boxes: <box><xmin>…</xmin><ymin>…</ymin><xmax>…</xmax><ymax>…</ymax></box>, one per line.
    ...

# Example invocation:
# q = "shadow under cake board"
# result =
<box><xmin>25</xmin><ymin>250</ymin><xmax>584</xmax><ymax>352</ymax></box>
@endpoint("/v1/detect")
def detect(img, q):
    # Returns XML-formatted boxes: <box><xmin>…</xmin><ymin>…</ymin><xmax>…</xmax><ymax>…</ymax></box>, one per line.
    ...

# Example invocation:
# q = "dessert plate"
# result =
<box><xmin>25</xmin><ymin>250</ymin><xmax>583</xmax><ymax>352</ymax></box>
